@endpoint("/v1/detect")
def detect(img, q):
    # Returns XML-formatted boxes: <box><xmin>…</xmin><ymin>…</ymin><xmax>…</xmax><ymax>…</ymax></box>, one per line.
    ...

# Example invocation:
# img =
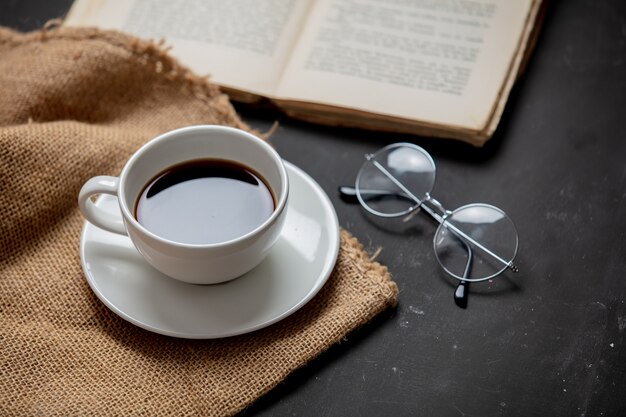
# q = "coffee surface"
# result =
<box><xmin>135</xmin><ymin>159</ymin><xmax>274</xmax><ymax>245</ymax></box>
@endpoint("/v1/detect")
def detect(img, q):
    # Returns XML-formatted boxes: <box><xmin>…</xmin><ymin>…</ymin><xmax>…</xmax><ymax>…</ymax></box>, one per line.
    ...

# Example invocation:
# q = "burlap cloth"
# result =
<box><xmin>0</xmin><ymin>24</ymin><xmax>397</xmax><ymax>416</ymax></box>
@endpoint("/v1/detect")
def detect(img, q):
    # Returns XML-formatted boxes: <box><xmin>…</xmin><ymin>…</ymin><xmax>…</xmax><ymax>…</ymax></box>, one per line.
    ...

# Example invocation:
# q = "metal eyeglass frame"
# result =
<box><xmin>340</xmin><ymin>143</ymin><xmax>519</xmax><ymax>308</ymax></box>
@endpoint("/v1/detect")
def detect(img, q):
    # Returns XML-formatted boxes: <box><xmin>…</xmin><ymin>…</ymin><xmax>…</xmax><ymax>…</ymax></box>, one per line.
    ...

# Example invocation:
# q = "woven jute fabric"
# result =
<box><xmin>0</xmin><ymin>25</ymin><xmax>398</xmax><ymax>416</ymax></box>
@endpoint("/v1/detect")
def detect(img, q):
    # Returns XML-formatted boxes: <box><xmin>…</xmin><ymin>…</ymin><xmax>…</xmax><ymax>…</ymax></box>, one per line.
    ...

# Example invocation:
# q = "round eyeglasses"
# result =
<box><xmin>339</xmin><ymin>143</ymin><xmax>519</xmax><ymax>308</ymax></box>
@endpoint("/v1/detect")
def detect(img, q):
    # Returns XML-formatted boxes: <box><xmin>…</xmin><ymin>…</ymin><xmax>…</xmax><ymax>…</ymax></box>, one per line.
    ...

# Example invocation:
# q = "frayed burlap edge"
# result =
<box><xmin>0</xmin><ymin>21</ymin><xmax>269</xmax><ymax>137</ymax></box>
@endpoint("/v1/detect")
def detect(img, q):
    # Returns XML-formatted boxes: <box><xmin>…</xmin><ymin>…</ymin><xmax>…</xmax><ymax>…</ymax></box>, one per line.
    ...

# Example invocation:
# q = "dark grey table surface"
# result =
<box><xmin>2</xmin><ymin>1</ymin><xmax>625</xmax><ymax>416</ymax></box>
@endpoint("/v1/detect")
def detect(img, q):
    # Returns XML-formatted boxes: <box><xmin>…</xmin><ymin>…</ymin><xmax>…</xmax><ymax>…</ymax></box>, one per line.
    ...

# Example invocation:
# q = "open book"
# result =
<box><xmin>65</xmin><ymin>0</ymin><xmax>544</xmax><ymax>146</ymax></box>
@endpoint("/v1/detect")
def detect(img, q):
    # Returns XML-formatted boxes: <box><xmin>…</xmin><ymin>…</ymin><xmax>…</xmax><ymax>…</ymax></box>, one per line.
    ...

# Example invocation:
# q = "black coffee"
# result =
<box><xmin>135</xmin><ymin>159</ymin><xmax>275</xmax><ymax>245</ymax></box>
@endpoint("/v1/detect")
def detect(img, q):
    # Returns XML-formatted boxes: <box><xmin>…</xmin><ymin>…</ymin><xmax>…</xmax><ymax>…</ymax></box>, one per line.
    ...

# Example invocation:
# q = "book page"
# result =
<box><xmin>64</xmin><ymin>0</ymin><xmax>312</xmax><ymax>97</ymax></box>
<box><xmin>275</xmin><ymin>0</ymin><xmax>533</xmax><ymax>130</ymax></box>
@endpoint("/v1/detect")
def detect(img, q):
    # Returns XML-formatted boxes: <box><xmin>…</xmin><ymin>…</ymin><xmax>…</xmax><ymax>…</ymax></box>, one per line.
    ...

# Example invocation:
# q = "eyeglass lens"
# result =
<box><xmin>434</xmin><ymin>203</ymin><xmax>518</xmax><ymax>282</ymax></box>
<box><xmin>355</xmin><ymin>143</ymin><xmax>435</xmax><ymax>217</ymax></box>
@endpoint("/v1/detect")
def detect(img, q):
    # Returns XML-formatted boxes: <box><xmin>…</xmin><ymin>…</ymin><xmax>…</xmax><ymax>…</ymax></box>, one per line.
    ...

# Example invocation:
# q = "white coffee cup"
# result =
<box><xmin>78</xmin><ymin>125</ymin><xmax>289</xmax><ymax>284</ymax></box>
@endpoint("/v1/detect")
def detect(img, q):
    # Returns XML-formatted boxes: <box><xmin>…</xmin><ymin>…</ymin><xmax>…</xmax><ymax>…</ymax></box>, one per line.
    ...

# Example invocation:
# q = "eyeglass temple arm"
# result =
<box><xmin>454</xmin><ymin>236</ymin><xmax>473</xmax><ymax>308</ymax></box>
<box><xmin>338</xmin><ymin>185</ymin><xmax>363</xmax><ymax>203</ymax></box>
<box><xmin>368</xmin><ymin>160</ymin><xmax>518</xmax><ymax>273</ymax></box>
<box><xmin>338</xmin><ymin>185</ymin><xmax>414</xmax><ymax>203</ymax></box>
<box><xmin>340</xmin><ymin>182</ymin><xmax>517</xmax><ymax>273</ymax></box>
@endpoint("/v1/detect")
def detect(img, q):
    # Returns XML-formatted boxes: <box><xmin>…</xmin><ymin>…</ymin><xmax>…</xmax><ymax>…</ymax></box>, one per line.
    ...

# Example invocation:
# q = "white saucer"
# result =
<box><xmin>80</xmin><ymin>162</ymin><xmax>340</xmax><ymax>339</ymax></box>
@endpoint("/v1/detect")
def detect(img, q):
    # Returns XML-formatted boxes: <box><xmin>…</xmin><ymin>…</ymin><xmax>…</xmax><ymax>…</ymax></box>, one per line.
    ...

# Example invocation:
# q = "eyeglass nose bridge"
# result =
<box><xmin>422</xmin><ymin>194</ymin><xmax>451</xmax><ymax>220</ymax></box>
<box><xmin>420</xmin><ymin>194</ymin><xmax>456</xmax><ymax>227</ymax></box>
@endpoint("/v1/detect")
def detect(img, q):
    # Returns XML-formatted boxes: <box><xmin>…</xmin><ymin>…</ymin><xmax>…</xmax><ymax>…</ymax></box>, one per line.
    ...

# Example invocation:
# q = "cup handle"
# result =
<box><xmin>78</xmin><ymin>176</ymin><xmax>127</xmax><ymax>235</ymax></box>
